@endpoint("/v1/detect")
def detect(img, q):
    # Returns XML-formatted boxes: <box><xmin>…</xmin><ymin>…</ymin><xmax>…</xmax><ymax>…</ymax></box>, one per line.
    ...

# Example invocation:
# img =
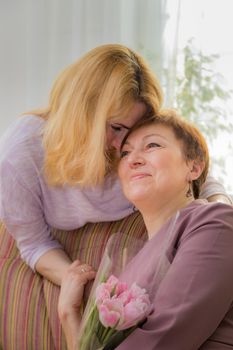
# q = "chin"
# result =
<box><xmin>125</xmin><ymin>190</ymin><xmax>149</xmax><ymax>205</ymax></box>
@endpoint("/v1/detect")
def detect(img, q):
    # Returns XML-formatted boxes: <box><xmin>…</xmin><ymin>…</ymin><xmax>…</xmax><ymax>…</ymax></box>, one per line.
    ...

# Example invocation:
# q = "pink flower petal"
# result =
<box><xmin>98</xmin><ymin>299</ymin><xmax>124</xmax><ymax>328</ymax></box>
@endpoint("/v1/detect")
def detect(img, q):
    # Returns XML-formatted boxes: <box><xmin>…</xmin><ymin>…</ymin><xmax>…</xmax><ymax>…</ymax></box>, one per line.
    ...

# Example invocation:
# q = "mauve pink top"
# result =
<box><xmin>0</xmin><ymin>116</ymin><xmax>230</xmax><ymax>271</ymax></box>
<box><xmin>117</xmin><ymin>201</ymin><xmax>233</xmax><ymax>349</ymax></box>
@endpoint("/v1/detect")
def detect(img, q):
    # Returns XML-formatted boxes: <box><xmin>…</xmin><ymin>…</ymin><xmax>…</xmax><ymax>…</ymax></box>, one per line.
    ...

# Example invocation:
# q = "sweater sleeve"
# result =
<box><xmin>0</xmin><ymin>159</ymin><xmax>62</xmax><ymax>270</ymax></box>
<box><xmin>200</xmin><ymin>174</ymin><xmax>232</xmax><ymax>203</ymax></box>
<box><xmin>116</xmin><ymin>203</ymin><xmax>233</xmax><ymax>350</ymax></box>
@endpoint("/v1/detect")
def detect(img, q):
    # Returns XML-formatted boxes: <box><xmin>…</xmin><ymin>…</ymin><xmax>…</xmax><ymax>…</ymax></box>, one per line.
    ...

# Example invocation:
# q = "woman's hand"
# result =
<box><xmin>58</xmin><ymin>259</ymin><xmax>96</xmax><ymax>318</ymax></box>
<box><xmin>58</xmin><ymin>259</ymin><xmax>96</xmax><ymax>350</ymax></box>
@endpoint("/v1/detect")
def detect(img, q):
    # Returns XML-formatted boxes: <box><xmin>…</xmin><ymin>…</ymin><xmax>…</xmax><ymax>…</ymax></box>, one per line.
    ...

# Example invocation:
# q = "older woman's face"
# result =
<box><xmin>118</xmin><ymin>123</ymin><xmax>192</xmax><ymax>206</ymax></box>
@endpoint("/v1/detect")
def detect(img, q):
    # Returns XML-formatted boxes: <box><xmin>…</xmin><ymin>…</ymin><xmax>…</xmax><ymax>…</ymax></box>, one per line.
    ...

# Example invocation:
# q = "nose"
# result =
<box><xmin>127</xmin><ymin>150</ymin><xmax>145</xmax><ymax>168</ymax></box>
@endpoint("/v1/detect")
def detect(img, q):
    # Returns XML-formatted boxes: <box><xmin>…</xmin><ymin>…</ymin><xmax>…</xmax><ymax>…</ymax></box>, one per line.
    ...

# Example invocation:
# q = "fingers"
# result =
<box><xmin>66</xmin><ymin>259</ymin><xmax>96</xmax><ymax>283</ymax></box>
<box><xmin>59</xmin><ymin>260</ymin><xmax>96</xmax><ymax>316</ymax></box>
<box><xmin>76</xmin><ymin>264</ymin><xmax>96</xmax><ymax>284</ymax></box>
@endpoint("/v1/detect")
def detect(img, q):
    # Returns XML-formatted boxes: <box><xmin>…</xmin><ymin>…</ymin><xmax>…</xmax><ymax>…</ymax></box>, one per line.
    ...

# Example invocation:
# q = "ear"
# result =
<box><xmin>187</xmin><ymin>160</ymin><xmax>205</xmax><ymax>181</ymax></box>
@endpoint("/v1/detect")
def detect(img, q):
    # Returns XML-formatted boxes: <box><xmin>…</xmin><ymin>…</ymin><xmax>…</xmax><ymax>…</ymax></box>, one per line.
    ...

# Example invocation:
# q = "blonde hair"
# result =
<box><xmin>28</xmin><ymin>44</ymin><xmax>163</xmax><ymax>187</ymax></box>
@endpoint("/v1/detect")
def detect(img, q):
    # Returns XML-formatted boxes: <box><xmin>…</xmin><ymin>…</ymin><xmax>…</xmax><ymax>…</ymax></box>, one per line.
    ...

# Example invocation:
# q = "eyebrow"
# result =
<box><xmin>123</xmin><ymin>133</ymin><xmax>167</xmax><ymax>146</ymax></box>
<box><xmin>143</xmin><ymin>133</ymin><xmax>168</xmax><ymax>140</ymax></box>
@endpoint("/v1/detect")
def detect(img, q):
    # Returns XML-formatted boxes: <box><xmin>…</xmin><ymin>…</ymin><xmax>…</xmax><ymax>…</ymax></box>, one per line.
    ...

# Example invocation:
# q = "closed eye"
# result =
<box><xmin>110</xmin><ymin>123</ymin><xmax>130</xmax><ymax>134</ymax></box>
<box><xmin>111</xmin><ymin>125</ymin><xmax>122</xmax><ymax>132</ymax></box>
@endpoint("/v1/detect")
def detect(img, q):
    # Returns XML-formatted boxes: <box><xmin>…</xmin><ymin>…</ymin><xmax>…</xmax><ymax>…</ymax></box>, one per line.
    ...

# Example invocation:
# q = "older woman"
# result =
<box><xmin>58</xmin><ymin>109</ymin><xmax>233</xmax><ymax>349</ymax></box>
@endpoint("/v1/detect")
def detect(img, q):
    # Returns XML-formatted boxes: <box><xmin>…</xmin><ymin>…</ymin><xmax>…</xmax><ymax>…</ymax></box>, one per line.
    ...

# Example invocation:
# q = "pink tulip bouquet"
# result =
<box><xmin>78</xmin><ymin>274</ymin><xmax>151</xmax><ymax>350</ymax></box>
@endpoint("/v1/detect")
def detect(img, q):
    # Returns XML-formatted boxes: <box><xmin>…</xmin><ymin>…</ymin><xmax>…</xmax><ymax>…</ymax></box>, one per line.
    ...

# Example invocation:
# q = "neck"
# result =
<box><xmin>139</xmin><ymin>195</ymin><xmax>194</xmax><ymax>240</ymax></box>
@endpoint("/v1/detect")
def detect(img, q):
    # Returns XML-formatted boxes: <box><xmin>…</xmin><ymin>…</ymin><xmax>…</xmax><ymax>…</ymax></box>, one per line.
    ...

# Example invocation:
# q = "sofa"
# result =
<box><xmin>0</xmin><ymin>213</ymin><xmax>147</xmax><ymax>350</ymax></box>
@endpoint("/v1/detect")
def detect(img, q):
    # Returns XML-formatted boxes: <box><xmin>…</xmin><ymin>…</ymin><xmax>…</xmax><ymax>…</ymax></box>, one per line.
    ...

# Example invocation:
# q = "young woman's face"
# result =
<box><xmin>118</xmin><ymin>123</ymin><xmax>194</xmax><ymax>206</ymax></box>
<box><xmin>106</xmin><ymin>102</ymin><xmax>147</xmax><ymax>151</ymax></box>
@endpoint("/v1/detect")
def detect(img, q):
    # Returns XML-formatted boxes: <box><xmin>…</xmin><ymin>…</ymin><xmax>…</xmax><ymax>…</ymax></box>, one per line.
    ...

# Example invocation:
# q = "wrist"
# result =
<box><xmin>58</xmin><ymin>309</ymin><xmax>81</xmax><ymax>350</ymax></box>
<box><xmin>58</xmin><ymin>304</ymin><xmax>82</xmax><ymax>321</ymax></box>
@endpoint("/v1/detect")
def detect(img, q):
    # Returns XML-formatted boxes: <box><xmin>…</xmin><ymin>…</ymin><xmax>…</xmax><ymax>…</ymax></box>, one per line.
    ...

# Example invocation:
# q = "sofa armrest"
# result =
<box><xmin>0</xmin><ymin>214</ymin><xmax>146</xmax><ymax>350</ymax></box>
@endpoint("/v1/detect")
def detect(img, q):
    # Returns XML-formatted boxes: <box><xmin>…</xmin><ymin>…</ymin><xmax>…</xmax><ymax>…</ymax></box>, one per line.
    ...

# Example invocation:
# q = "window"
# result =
<box><xmin>162</xmin><ymin>0</ymin><xmax>233</xmax><ymax>193</ymax></box>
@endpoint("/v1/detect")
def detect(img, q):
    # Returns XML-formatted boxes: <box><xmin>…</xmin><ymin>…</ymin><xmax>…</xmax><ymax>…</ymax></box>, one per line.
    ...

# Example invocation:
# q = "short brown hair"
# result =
<box><xmin>120</xmin><ymin>109</ymin><xmax>209</xmax><ymax>198</ymax></box>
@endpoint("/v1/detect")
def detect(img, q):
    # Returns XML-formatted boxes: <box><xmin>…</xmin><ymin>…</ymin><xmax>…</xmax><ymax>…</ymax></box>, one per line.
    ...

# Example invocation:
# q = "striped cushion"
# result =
<box><xmin>0</xmin><ymin>214</ymin><xmax>146</xmax><ymax>350</ymax></box>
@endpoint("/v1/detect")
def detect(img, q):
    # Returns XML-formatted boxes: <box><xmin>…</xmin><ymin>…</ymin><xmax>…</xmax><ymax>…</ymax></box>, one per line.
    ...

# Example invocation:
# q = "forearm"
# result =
<box><xmin>35</xmin><ymin>248</ymin><xmax>72</xmax><ymax>285</ymax></box>
<box><xmin>200</xmin><ymin>174</ymin><xmax>232</xmax><ymax>204</ymax></box>
<box><xmin>207</xmin><ymin>193</ymin><xmax>232</xmax><ymax>204</ymax></box>
<box><xmin>58</xmin><ymin>260</ymin><xmax>96</xmax><ymax>350</ymax></box>
<box><xmin>59</xmin><ymin>309</ymin><xmax>81</xmax><ymax>350</ymax></box>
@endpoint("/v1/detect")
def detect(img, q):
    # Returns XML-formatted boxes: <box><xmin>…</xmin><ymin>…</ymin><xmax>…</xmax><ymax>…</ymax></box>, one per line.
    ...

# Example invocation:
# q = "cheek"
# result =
<box><xmin>117</xmin><ymin>163</ymin><xmax>124</xmax><ymax>180</ymax></box>
<box><xmin>105</xmin><ymin>129</ymin><xmax>112</xmax><ymax>146</ymax></box>
<box><xmin>117</xmin><ymin>162</ymin><xmax>128</xmax><ymax>186</ymax></box>
<box><xmin>150</xmin><ymin>155</ymin><xmax>167</xmax><ymax>170</ymax></box>
<box><xmin>151</xmin><ymin>154</ymin><xmax>185</xmax><ymax>178</ymax></box>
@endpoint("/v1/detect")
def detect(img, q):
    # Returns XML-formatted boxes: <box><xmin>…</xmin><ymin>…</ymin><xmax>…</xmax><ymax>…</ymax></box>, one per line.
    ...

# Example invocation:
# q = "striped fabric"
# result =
<box><xmin>0</xmin><ymin>213</ymin><xmax>147</xmax><ymax>350</ymax></box>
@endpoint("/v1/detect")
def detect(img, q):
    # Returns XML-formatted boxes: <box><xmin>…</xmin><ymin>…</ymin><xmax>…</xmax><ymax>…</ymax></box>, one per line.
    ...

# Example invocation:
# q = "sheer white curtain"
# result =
<box><xmin>0</xmin><ymin>0</ymin><xmax>165</xmax><ymax>135</ymax></box>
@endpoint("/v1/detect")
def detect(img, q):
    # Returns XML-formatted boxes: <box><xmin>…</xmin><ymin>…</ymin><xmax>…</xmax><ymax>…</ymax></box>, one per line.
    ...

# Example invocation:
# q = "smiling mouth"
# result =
<box><xmin>130</xmin><ymin>173</ymin><xmax>151</xmax><ymax>180</ymax></box>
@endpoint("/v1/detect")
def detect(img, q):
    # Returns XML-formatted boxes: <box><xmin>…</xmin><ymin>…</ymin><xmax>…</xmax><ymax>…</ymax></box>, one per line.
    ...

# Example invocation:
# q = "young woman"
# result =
<box><xmin>0</xmin><ymin>44</ymin><xmax>230</xmax><ymax>286</ymax></box>
<box><xmin>58</xmin><ymin>110</ymin><xmax>233</xmax><ymax>349</ymax></box>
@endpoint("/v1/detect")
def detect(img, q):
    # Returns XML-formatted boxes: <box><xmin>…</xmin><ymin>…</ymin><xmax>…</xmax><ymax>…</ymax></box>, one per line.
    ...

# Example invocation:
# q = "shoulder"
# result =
<box><xmin>182</xmin><ymin>200</ymin><xmax>233</xmax><ymax>222</ymax></box>
<box><xmin>177</xmin><ymin>200</ymin><xmax>233</xmax><ymax>241</ymax></box>
<box><xmin>0</xmin><ymin>115</ymin><xmax>44</xmax><ymax>148</ymax></box>
<box><xmin>0</xmin><ymin>115</ymin><xmax>45</xmax><ymax>171</ymax></box>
